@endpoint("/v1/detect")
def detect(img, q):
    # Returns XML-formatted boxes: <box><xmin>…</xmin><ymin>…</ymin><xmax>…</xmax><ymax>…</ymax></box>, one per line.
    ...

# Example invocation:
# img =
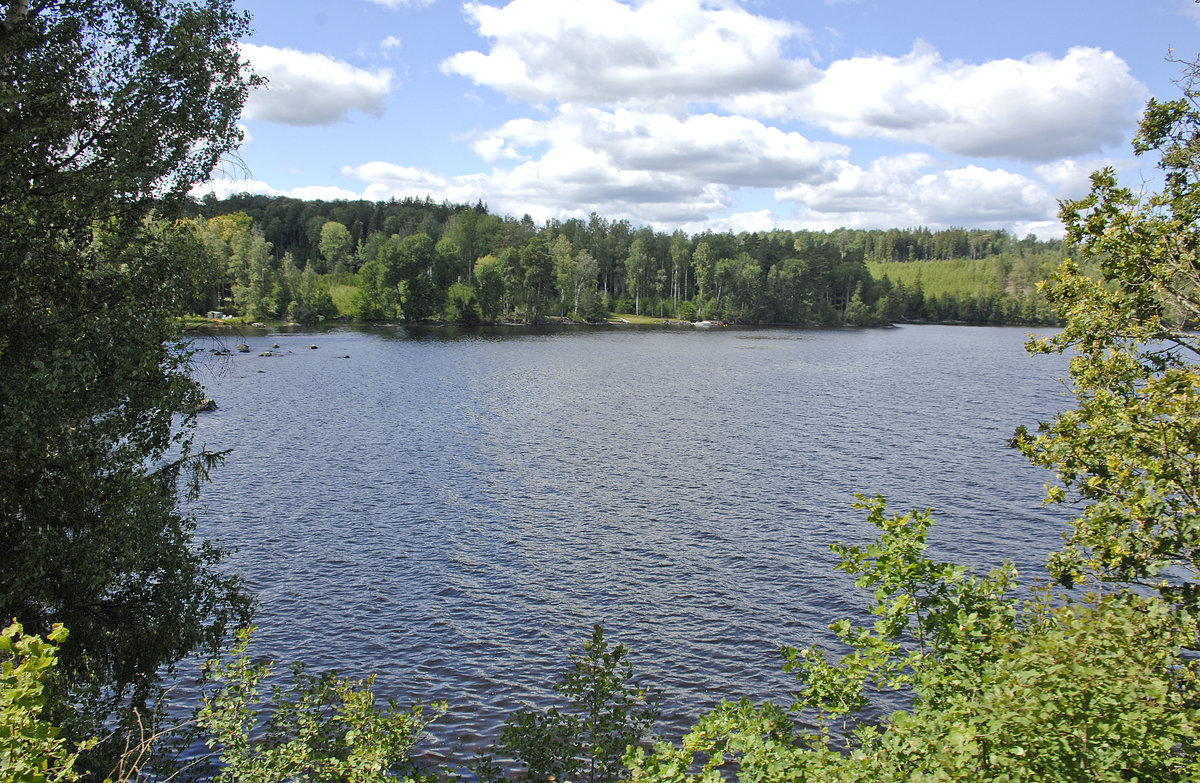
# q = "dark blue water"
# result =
<box><xmin>185</xmin><ymin>323</ymin><xmax>1071</xmax><ymax>763</ymax></box>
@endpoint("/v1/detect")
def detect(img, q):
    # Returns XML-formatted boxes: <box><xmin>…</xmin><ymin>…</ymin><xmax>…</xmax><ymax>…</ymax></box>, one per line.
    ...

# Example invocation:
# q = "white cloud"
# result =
<box><xmin>344</xmin><ymin>105</ymin><xmax>850</xmax><ymax>225</ymax></box>
<box><xmin>218</xmin><ymin>4</ymin><xmax>1143</xmax><ymax>237</ymax></box>
<box><xmin>680</xmin><ymin>209</ymin><xmax>780</xmax><ymax>236</ymax></box>
<box><xmin>343</xmin><ymin>156</ymin><xmax>731</xmax><ymax>226</ymax></box>
<box><xmin>285</xmin><ymin>184</ymin><xmax>369</xmax><ymax>201</ymax></box>
<box><xmin>381</xmin><ymin>36</ymin><xmax>403</xmax><ymax>50</ymax></box>
<box><xmin>771</xmin><ymin>44</ymin><xmax>1146</xmax><ymax>161</ymax></box>
<box><xmin>471</xmin><ymin>106</ymin><xmax>848</xmax><ymax>187</ymax></box>
<box><xmin>443</xmin><ymin>1</ymin><xmax>1144</xmax><ymax>164</ymax></box>
<box><xmin>192</xmin><ymin>178</ymin><xmax>362</xmax><ymax>201</ymax></box>
<box><xmin>1011</xmin><ymin>219</ymin><xmax>1066</xmax><ymax>240</ymax></box>
<box><xmin>341</xmin><ymin>108</ymin><xmax>1068</xmax><ymax>233</ymax></box>
<box><xmin>1033</xmin><ymin>158</ymin><xmax>1117</xmax><ymax>196</ymax></box>
<box><xmin>776</xmin><ymin>155</ymin><xmax>1061</xmax><ymax>235</ymax></box>
<box><xmin>213</xmin><ymin>143</ymin><xmax>1063</xmax><ymax>236</ymax></box>
<box><xmin>241</xmin><ymin>44</ymin><xmax>395</xmax><ymax>126</ymax></box>
<box><xmin>1178</xmin><ymin>0</ymin><xmax>1200</xmax><ymax>26</ymax></box>
<box><xmin>589</xmin><ymin>109</ymin><xmax>847</xmax><ymax>187</ymax></box>
<box><xmin>442</xmin><ymin>0</ymin><xmax>816</xmax><ymax>107</ymax></box>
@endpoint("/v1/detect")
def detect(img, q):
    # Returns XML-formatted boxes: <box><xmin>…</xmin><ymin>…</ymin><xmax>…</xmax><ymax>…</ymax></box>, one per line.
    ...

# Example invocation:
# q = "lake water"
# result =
<box><xmin>186</xmin><ymin>323</ymin><xmax>1072</xmax><ymax>764</ymax></box>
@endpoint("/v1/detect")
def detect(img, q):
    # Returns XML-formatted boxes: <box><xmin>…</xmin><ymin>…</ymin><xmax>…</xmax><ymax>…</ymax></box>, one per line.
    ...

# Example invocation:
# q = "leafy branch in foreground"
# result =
<box><xmin>193</xmin><ymin>627</ymin><xmax>443</xmax><ymax>783</ymax></box>
<box><xmin>487</xmin><ymin>625</ymin><xmax>660</xmax><ymax>783</ymax></box>
<box><xmin>626</xmin><ymin>499</ymin><xmax>1200</xmax><ymax>783</ymax></box>
<box><xmin>2</xmin><ymin>622</ymin><xmax>444</xmax><ymax>783</ymax></box>
<box><xmin>1009</xmin><ymin>53</ymin><xmax>1200</xmax><ymax>610</ymax></box>
<box><xmin>1</xmin><ymin>621</ymin><xmax>94</xmax><ymax>783</ymax></box>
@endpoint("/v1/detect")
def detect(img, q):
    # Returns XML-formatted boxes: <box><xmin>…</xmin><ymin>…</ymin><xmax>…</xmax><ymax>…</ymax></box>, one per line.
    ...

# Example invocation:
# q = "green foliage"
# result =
<box><xmin>393</xmin><ymin>234</ymin><xmax>443</xmax><ymax>322</ymax></box>
<box><xmin>192</xmin><ymin>192</ymin><xmax>1067</xmax><ymax>327</ymax></box>
<box><xmin>868</xmin><ymin>255</ymin><xmax>1060</xmax><ymax>323</ymax></box>
<box><xmin>495</xmin><ymin>625</ymin><xmax>660</xmax><ymax>783</ymax></box>
<box><xmin>320</xmin><ymin>221</ymin><xmax>354</xmax><ymax>274</ymax></box>
<box><xmin>0</xmin><ymin>0</ymin><xmax>257</xmax><ymax>765</ymax></box>
<box><xmin>624</xmin><ymin>237</ymin><xmax>653</xmax><ymax>316</ymax></box>
<box><xmin>472</xmin><ymin>254</ymin><xmax>507</xmax><ymax>322</ymax></box>
<box><xmin>1</xmin><ymin>622</ymin><xmax>93</xmax><ymax>783</ymax></box>
<box><xmin>286</xmin><ymin>264</ymin><xmax>338</xmax><ymax>325</ymax></box>
<box><xmin>786</xmin><ymin>497</ymin><xmax>1019</xmax><ymax>717</ymax></box>
<box><xmin>868</xmin><ymin>254</ymin><xmax>1060</xmax><ymax>299</ymax></box>
<box><xmin>195</xmin><ymin>627</ymin><xmax>441</xmax><ymax>783</ymax></box>
<box><xmin>227</xmin><ymin>226</ymin><xmax>277</xmax><ymax>320</ymax></box>
<box><xmin>626</xmin><ymin>499</ymin><xmax>1200</xmax><ymax>783</ymax></box>
<box><xmin>349</xmin><ymin>259</ymin><xmax>395</xmax><ymax>321</ymax></box>
<box><xmin>446</xmin><ymin>282</ymin><xmax>481</xmax><ymax>327</ymax></box>
<box><xmin>842</xmin><ymin>285</ymin><xmax>877</xmax><ymax>327</ymax></box>
<box><xmin>519</xmin><ymin>233</ymin><xmax>554</xmax><ymax>324</ymax></box>
<box><xmin>1011</xmin><ymin>58</ymin><xmax>1200</xmax><ymax>608</ymax></box>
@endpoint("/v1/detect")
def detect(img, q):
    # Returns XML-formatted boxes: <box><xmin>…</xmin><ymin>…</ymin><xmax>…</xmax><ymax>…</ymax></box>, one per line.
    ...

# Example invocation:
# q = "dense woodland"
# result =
<box><xmin>183</xmin><ymin>194</ymin><xmax>1067</xmax><ymax>327</ymax></box>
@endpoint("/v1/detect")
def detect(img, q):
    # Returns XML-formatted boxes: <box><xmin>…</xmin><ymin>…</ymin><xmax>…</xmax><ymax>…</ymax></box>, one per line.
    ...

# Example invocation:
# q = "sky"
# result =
<box><xmin>199</xmin><ymin>0</ymin><xmax>1200</xmax><ymax>239</ymax></box>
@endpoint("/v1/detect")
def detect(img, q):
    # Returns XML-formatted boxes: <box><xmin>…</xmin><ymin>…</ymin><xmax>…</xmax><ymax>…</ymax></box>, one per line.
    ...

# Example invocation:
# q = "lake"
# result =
<box><xmin>186</xmin><ymin>323</ymin><xmax>1072</xmax><ymax>765</ymax></box>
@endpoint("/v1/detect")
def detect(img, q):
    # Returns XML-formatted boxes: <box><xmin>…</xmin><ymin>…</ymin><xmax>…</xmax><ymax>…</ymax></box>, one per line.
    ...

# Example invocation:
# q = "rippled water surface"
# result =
<box><xmin>187</xmin><ymin>323</ymin><xmax>1071</xmax><ymax>762</ymax></box>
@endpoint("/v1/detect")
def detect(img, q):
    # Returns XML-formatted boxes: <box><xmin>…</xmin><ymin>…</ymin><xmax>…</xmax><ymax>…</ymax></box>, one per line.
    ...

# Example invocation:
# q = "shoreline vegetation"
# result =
<box><xmin>178</xmin><ymin>194</ymin><xmax>1066</xmax><ymax>331</ymax></box>
<box><xmin>178</xmin><ymin>311</ymin><xmax>1002</xmax><ymax>333</ymax></box>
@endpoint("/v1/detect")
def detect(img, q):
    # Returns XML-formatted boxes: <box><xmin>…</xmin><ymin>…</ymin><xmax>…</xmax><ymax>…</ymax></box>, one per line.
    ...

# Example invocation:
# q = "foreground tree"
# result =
<box><xmin>1013</xmin><ymin>55</ymin><xmax>1200</xmax><ymax>609</ymax></box>
<box><xmin>627</xmin><ymin>500</ymin><xmax>1200</xmax><ymax>783</ymax></box>
<box><xmin>0</xmin><ymin>0</ymin><xmax>257</xmax><ymax>765</ymax></box>
<box><xmin>191</xmin><ymin>628</ymin><xmax>440</xmax><ymax>783</ymax></box>
<box><xmin>491</xmin><ymin>626</ymin><xmax>661</xmax><ymax>783</ymax></box>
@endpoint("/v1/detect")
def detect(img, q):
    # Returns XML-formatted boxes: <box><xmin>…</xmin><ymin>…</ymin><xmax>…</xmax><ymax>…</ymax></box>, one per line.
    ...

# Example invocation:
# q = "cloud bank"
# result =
<box><xmin>242</xmin><ymin>44</ymin><xmax>395</xmax><ymax>126</ymax></box>
<box><xmin>234</xmin><ymin>0</ymin><xmax>1155</xmax><ymax>236</ymax></box>
<box><xmin>441</xmin><ymin>0</ymin><xmax>816</xmax><ymax>107</ymax></box>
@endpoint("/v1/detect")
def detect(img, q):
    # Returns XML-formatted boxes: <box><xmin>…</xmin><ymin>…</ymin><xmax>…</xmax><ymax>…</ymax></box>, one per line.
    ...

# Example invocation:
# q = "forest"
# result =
<box><xmin>182</xmin><ymin>193</ymin><xmax>1067</xmax><ymax>328</ymax></box>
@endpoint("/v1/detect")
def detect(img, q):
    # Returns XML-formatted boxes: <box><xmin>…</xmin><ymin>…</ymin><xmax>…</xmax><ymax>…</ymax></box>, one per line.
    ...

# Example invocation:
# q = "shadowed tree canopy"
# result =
<box><xmin>0</xmin><ymin>0</ymin><xmax>257</xmax><ymax>755</ymax></box>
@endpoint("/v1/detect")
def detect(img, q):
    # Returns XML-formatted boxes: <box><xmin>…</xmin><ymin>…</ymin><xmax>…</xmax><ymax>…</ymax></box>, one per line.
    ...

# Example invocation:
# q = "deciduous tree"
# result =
<box><xmin>0</xmin><ymin>0</ymin><xmax>257</xmax><ymax>761</ymax></box>
<box><xmin>496</xmin><ymin>626</ymin><xmax>661</xmax><ymax>783</ymax></box>
<box><xmin>1013</xmin><ymin>56</ymin><xmax>1200</xmax><ymax>609</ymax></box>
<box><xmin>319</xmin><ymin>220</ymin><xmax>353</xmax><ymax>275</ymax></box>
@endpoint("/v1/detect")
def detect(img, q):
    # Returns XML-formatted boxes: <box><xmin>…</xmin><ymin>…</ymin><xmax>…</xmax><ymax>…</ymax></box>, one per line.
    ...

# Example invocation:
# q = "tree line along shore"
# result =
<box><xmin>182</xmin><ymin>194</ymin><xmax>1068</xmax><ymax>329</ymax></box>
